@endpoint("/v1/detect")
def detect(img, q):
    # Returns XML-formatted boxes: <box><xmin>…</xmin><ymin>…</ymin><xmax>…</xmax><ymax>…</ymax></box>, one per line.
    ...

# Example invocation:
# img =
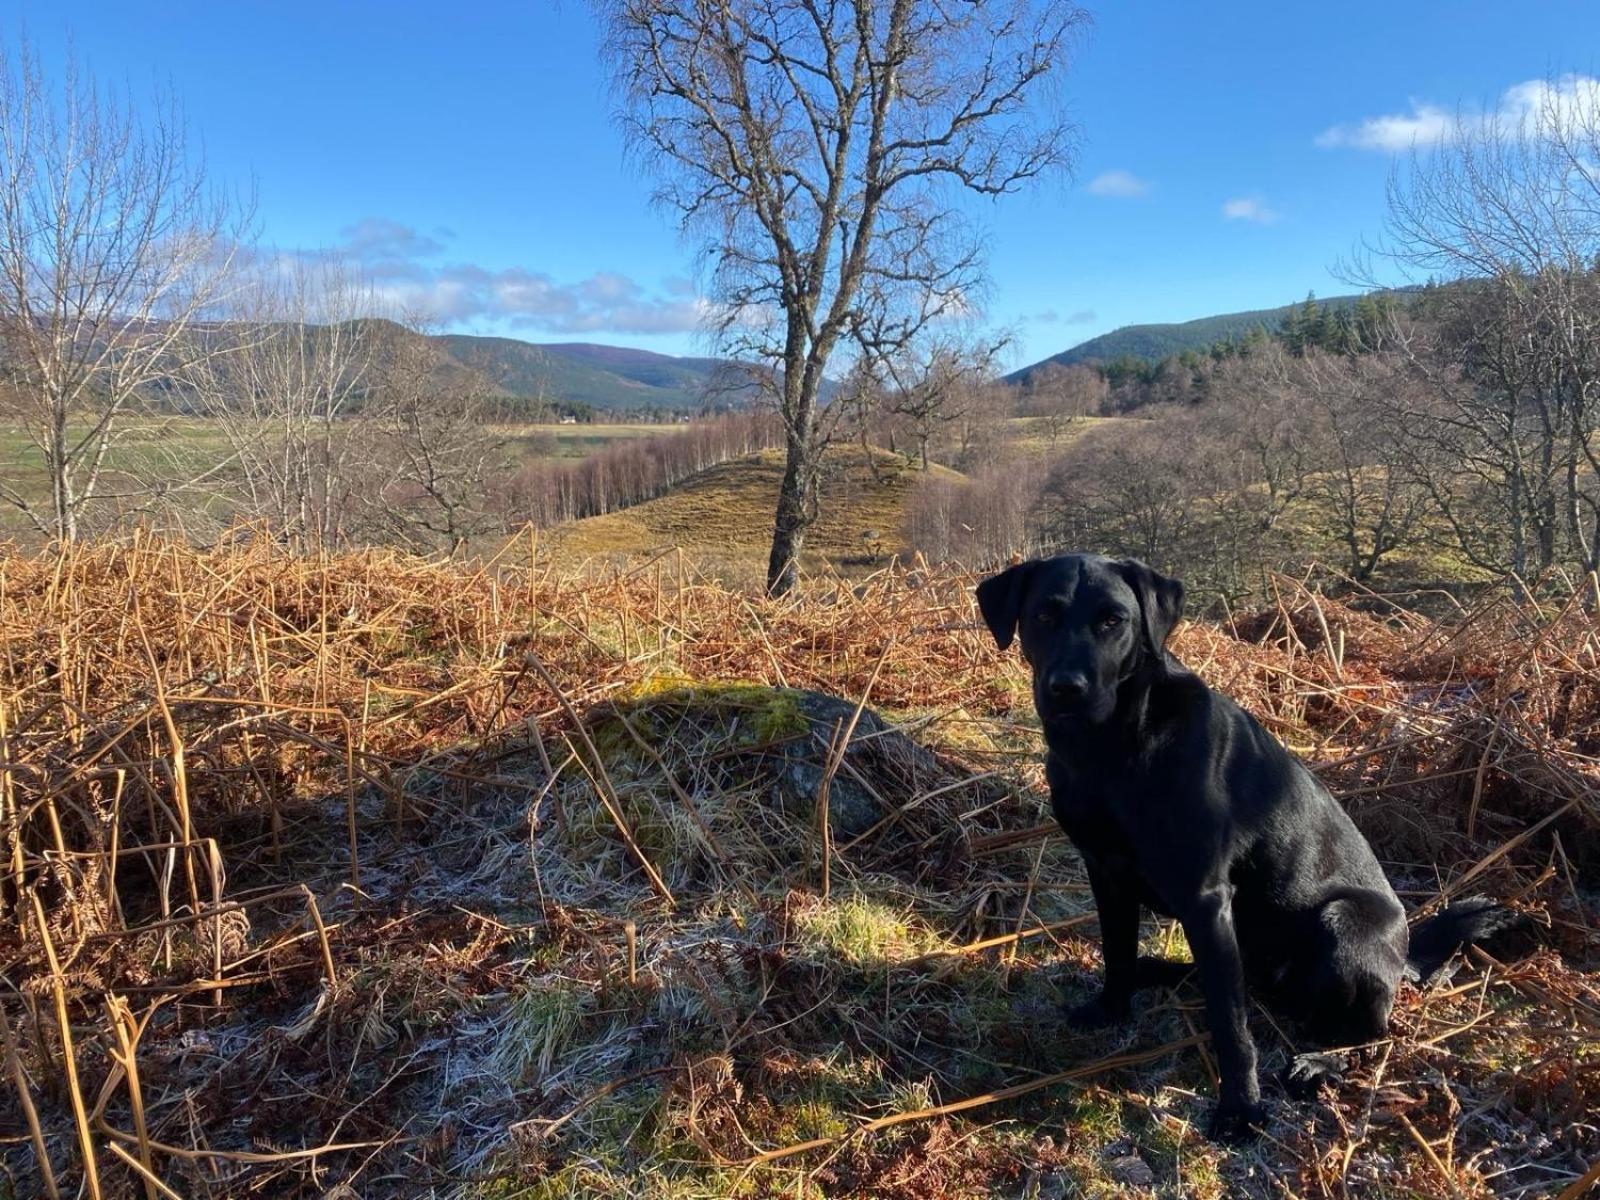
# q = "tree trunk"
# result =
<box><xmin>766</xmin><ymin>334</ymin><xmax>823</xmax><ymax>597</ymax></box>
<box><xmin>766</xmin><ymin>432</ymin><xmax>812</xmax><ymax>597</ymax></box>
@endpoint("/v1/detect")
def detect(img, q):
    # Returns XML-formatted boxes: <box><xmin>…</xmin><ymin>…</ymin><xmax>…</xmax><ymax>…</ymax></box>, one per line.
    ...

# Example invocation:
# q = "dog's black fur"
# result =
<box><xmin>977</xmin><ymin>553</ymin><xmax>1525</xmax><ymax>1142</ymax></box>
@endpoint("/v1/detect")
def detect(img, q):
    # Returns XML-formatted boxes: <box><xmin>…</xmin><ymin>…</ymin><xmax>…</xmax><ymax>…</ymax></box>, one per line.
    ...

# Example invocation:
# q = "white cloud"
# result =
<box><xmin>368</xmin><ymin>263</ymin><xmax>707</xmax><ymax>334</ymax></box>
<box><xmin>338</xmin><ymin>217</ymin><xmax>447</xmax><ymax>261</ymax></box>
<box><xmin>1086</xmin><ymin>169</ymin><xmax>1151</xmax><ymax>198</ymax></box>
<box><xmin>1222</xmin><ymin>196</ymin><xmax>1280</xmax><ymax>224</ymax></box>
<box><xmin>276</xmin><ymin>219</ymin><xmax>709</xmax><ymax>335</ymax></box>
<box><xmin>1318</xmin><ymin>73</ymin><xmax>1600</xmax><ymax>152</ymax></box>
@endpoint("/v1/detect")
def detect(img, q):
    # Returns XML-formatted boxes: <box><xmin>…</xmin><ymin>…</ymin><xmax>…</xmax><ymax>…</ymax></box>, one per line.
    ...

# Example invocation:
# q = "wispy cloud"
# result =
<box><xmin>1032</xmin><ymin>308</ymin><xmax>1097</xmax><ymax>325</ymax></box>
<box><xmin>294</xmin><ymin>218</ymin><xmax>707</xmax><ymax>335</ymax></box>
<box><xmin>1317</xmin><ymin>73</ymin><xmax>1600</xmax><ymax>152</ymax></box>
<box><xmin>1086</xmin><ymin>169</ymin><xmax>1151</xmax><ymax>198</ymax></box>
<box><xmin>339</xmin><ymin>217</ymin><xmax>448</xmax><ymax>262</ymax></box>
<box><xmin>1222</xmin><ymin>196</ymin><xmax>1280</xmax><ymax>224</ymax></box>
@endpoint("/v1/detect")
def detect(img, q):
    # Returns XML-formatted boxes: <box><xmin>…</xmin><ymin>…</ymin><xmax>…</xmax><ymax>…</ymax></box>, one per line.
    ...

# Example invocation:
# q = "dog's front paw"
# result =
<box><xmin>1065</xmin><ymin>991</ymin><xmax>1131</xmax><ymax>1030</ymax></box>
<box><xmin>1284</xmin><ymin>1052</ymin><xmax>1347</xmax><ymax>1100</ymax></box>
<box><xmin>1207</xmin><ymin>1100</ymin><xmax>1266</xmax><ymax>1144</ymax></box>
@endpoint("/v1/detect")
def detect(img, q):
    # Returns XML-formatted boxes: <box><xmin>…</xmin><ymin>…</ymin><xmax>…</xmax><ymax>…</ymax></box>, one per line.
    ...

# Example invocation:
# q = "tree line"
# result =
<box><xmin>500</xmin><ymin>412</ymin><xmax>779</xmax><ymax>527</ymax></box>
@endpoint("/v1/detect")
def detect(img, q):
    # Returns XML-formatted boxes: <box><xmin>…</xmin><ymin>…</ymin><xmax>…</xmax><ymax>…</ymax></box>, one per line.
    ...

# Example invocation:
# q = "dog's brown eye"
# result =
<box><xmin>1099</xmin><ymin>614</ymin><xmax>1124</xmax><ymax>631</ymax></box>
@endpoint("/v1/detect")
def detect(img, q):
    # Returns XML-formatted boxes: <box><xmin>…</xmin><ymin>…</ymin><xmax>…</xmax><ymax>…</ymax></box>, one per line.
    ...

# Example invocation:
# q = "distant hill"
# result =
<box><xmin>435</xmin><ymin>335</ymin><xmax>750</xmax><ymax>412</ymax></box>
<box><xmin>1008</xmin><ymin>294</ymin><xmax>1363</xmax><ymax>383</ymax></box>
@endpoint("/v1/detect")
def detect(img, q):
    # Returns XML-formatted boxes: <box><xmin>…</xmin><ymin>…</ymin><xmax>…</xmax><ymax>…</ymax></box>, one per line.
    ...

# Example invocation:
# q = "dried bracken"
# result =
<box><xmin>0</xmin><ymin>534</ymin><xmax>1596</xmax><ymax>1198</ymax></box>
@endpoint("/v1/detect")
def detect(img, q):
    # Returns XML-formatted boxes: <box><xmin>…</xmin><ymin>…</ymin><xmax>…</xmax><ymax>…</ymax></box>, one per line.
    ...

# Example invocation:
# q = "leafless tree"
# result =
<box><xmin>362</xmin><ymin>319</ymin><xmax>510</xmax><ymax>555</ymax></box>
<box><xmin>1207</xmin><ymin>343</ymin><xmax>1315</xmax><ymax>534</ymax></box>
<box><xmin>1295</xmin><ymin>350</ymin><xmax>1434</xmax><ymax>582</ymax></box>
<box><xmin>1038</xmin><ymin>420</ymin><xmax>1204</xmax><ymax>567</ymax></box>
<box><xmin>597</xmin><ymin>0</ymin><xmax>1085</xmax><ymax>594</ymax></box>
<box><xmin>877</xmin><ymin>332</ymin><xmax>1004</xmax><ymax>470</ymax></box>
<box><xmin>0</xmin><ymin>40</ymin><xmax>250</xmax><ymax>541</ymax></box>
<box><xmin>183</xmin><ymin>257</ymin><xmax>377</xmax><ymax>545</ymax></box>
<box><xmin>1355</xmin><ymin>74</ymin><xmax>1600</xmax><ymax>583</ymax></box>
<box><xmin>1017</xmin><ymin>361</ymin><xmax>1106</xmax><ymax>442</ymax></box>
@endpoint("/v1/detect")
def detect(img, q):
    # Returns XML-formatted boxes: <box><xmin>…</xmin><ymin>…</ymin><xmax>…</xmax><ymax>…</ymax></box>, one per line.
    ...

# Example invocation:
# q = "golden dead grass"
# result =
<box><xmin>544</xmin><ymin>444</ymin><xmax>963</xmax><ymax>579</ymax></box>
<box><xmin>1001</xmin><ymin>414</ymin><xmax>1139</xmax><ymax>458</ymax></box>
<box><xmin>0</xmin><ymin>535</ymin><xmax>1596</xmax><ymax>1198</ymax></box>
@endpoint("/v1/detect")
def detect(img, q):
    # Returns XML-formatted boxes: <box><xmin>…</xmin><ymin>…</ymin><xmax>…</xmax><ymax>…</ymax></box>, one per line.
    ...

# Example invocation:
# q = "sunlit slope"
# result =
<box><xmin>544</xmin><ymin>444</ymin><xmax>963</xmax><ymax>575</ymax></box>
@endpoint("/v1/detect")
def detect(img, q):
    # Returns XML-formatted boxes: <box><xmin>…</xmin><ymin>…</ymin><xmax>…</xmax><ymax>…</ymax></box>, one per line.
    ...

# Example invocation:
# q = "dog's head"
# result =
<box><xmin>976</xmin><ymin>554</ymin><xmax>1184</xmax><ymax>728</ymax></box>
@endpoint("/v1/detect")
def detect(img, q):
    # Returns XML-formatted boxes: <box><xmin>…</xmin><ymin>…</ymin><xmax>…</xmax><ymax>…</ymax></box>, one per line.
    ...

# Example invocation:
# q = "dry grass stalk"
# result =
<box><xmin>0</xmin><ymin>1000</ymin><xmax>60</xmax><ymax>1200</ymax></box>
<box><xmin>742</xmin><ymin>1033</ymin><xmax>1208</xmax><ymax>1164</ymax></box>
<box><xmin>29</xmin><ymin>892</ymin><xmax>102</xmax><ymax>1200</ymax></box>
<box><xmin>104</xmin><ymin>1141</ymin><xmax>187</xmax><ymax>1200</ymax></box>
<box><xmin>525</xmin><ymin>651</ymin><xmax>675</xmax><ymax>905</ymax></box>
<box><xmin>104</xmin><ymin>995</ymin><xmax>157</xmax><ymax>1200</ymax></box>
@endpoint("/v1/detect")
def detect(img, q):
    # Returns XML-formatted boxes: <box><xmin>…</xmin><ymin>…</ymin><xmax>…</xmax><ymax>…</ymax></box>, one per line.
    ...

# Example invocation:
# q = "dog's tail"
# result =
<box><xmin>1405</xmin><ymin>896</ymin><xmax>1531</xmax><ymax>985</ymax></box>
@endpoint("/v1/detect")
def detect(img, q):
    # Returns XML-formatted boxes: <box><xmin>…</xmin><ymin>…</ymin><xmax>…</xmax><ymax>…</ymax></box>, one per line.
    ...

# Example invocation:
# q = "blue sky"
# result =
<box><xmin>6</xmin><ymin>1</ymin><xmax>1597</xmax><ymax>367</ymax></box>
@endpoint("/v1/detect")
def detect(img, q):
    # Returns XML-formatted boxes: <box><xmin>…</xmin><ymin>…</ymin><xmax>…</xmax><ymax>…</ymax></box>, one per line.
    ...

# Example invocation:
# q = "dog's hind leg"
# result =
<box><xmin>1279</xmin><ymin>892</ymin><xmax>1406</xmax><ymax>1098</ymax></box>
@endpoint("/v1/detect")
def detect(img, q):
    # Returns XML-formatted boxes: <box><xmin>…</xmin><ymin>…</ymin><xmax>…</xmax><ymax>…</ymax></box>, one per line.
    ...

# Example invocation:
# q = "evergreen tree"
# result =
<box><xmin>1280</xmin><ymin>291</ymin><xmax>1320</xmax><ymax>355</ymax></box>
<box><xmin>1326</xmin><ymin>306</ymin><xmax>1355</xmax><ymax>354</ymax></box>
<box><xmin>1353</xmin><ymin>293</ymin><xmax>1383</xmax><ymax>350</ymax></box>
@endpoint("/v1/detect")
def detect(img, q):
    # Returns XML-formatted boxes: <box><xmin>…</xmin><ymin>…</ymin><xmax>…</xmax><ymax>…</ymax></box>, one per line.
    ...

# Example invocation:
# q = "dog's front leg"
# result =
<box><xmin>1181</xmin><ymin>886</ymin><xmax>1264</xmax><ymax>1142</ymax></box>
<box><xmin>1066</xmin><ymin>855</ymin><xmax>1140</xmax><ymax>1028</ymax></box>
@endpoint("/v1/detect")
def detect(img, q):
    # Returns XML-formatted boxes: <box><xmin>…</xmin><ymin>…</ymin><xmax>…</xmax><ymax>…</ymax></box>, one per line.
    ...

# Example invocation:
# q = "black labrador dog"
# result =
<box><xmin>977</xmin><ymin>553</ymin><xmax>1522</xmax><ymax>1141</ymax></box>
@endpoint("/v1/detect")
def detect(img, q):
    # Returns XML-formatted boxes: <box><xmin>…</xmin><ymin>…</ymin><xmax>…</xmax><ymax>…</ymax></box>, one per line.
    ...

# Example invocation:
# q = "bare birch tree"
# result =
<box><xmin>597</xmin><ymin>0</ymin><xmax>1085</xmax><ymax>594</ymax></box>
<box><xmin>364</xmin><ymin>318</ymin><xmax>509</xmax><ymax>554</ymax></box>
<box><xmin>1357</xmin><ymin>74</ymin><xmax>1600</xmax><ymax>581</ymax></box>
<box><xmin>0</xmin><ymin>40</ymin><xmax>248</xmax><ymax>541</ymax></box>
<box><xmin>877</xmin><ymin>332</ymin><xmax>1003</xmax><ymax>471</ymax></box>
<box><xmin>183</xmin><ymin>257</ymin><xmax>377</xmax><ymax>545</ymax></box>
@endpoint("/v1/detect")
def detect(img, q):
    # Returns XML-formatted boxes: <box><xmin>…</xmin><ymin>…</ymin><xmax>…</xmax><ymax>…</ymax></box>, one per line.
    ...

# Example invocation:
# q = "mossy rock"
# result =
<box><xmin>591</xmin><ymin>679</ymin><xmax>942</xmax><ymax>838</ymax></box>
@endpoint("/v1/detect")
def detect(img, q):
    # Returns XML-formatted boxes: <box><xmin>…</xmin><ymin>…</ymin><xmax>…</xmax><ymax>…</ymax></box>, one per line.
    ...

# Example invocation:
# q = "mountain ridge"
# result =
<box><xmin>1008</xmin><ymin>293</ymin><xmax>1364</xmax><ymax>383</ymax></box>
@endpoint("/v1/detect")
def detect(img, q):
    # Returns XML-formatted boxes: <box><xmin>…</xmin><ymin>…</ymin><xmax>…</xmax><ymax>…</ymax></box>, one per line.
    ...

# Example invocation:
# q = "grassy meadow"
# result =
<box><xmin>544</xmin><ymin>444</ymin><xmax>960</xmax><ymax>581</ymax></box>
<box><xmin>0</xmin><ymin>417</ymin><xmax>690</xmax><ymax>539</ymax></box>
<box><xmin>494</xmin><ymin>421</ymin><xmax>691</xmax><ymax>460</ymax></box>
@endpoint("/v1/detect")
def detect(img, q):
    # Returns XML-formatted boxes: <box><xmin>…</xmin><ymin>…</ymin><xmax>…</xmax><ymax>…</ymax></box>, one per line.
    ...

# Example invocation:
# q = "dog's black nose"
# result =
<box><xmin>1046</xmin><ymin>672</ymin><xmax>1089</xmax><ymax>703</ymax></box>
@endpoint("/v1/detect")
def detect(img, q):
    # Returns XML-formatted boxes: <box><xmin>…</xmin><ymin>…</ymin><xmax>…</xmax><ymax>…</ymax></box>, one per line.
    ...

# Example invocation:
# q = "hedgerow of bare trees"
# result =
<box><xmin>503</xmin><ymin>411</ymin><xmax>780</xmax><ymax>528</ymax></box>
<box><xmin>598</xmin><ymin>0</ymin><xmax>1086</xmax><ymax>595</ymax></box>
<box><xmin>0</xmin><ymin>41</ymin><xmax>250</xmax><ymax>541</ymax></box>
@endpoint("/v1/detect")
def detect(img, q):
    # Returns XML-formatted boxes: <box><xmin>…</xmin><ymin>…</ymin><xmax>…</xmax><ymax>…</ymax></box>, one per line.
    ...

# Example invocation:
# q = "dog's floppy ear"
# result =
<box><xmin>1115</xmin><ymin>558</ymin><xmax>1185</xmax><ymax>656</ymax></box>
<box><xmin>975</xmin><ymin>560</ymin><xmax>1036</xmax><ymax>651</ymax></box>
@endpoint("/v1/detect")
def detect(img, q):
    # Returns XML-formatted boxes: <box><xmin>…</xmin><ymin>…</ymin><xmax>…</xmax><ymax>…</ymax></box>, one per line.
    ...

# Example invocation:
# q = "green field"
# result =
<box><xmin>0</xmin><ymin>417</ymin><xmax>688</xmax><ymax>540</ymax></box>
<box><xmin>492</xmin><ymin>421</ymin><xmax>688</xmax><ymax>460</ymax></box>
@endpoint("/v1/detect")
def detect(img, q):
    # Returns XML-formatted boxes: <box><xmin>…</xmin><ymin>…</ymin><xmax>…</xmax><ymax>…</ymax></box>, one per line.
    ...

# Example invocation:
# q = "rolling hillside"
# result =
<box><xmin>1008</xmin><ymin>293</ymin><xmax>1363</xmax><ymax>381</ymax></box>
